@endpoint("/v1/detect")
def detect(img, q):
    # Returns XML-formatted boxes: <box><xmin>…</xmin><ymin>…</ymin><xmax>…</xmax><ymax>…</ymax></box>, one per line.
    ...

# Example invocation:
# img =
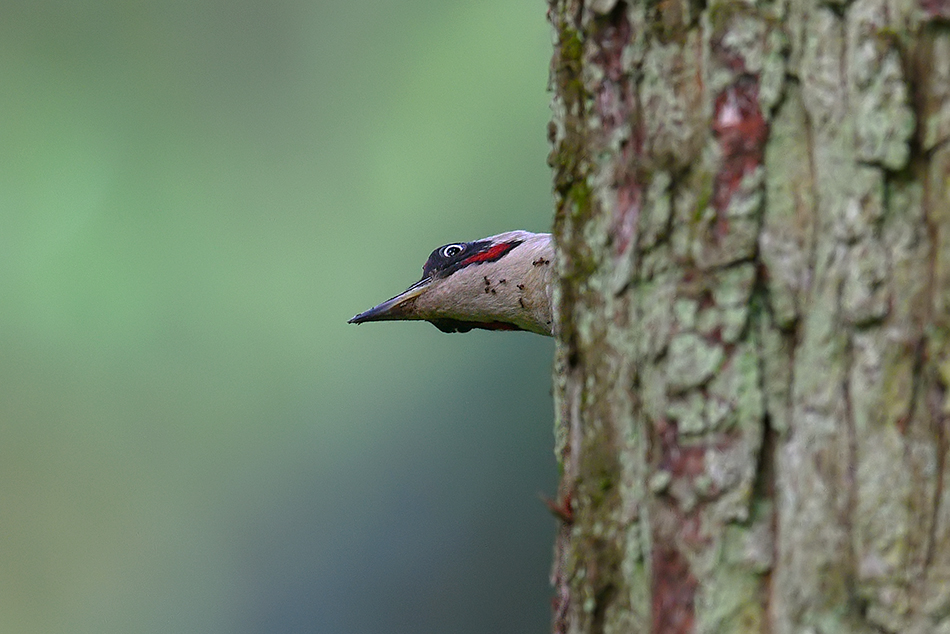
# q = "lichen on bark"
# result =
<box><xmin>546</xmin><ymin>0</ymin><xmax>950</xmax><ymax>632</ymax></box>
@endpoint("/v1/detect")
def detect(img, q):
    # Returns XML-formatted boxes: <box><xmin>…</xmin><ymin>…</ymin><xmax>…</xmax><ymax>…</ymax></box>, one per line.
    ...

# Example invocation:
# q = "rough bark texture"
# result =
<box><xmin>546</xmin><ymin>0</ymin><xmax>950</xmax><ymax>632</ymax></box>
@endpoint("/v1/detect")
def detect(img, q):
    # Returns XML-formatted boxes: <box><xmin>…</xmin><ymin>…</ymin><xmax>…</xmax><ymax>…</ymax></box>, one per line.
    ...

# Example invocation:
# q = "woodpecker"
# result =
<box><xmin>348</xmin><ymin>230</ymin><xmax>555</xmax><ymax>336</ymax></box>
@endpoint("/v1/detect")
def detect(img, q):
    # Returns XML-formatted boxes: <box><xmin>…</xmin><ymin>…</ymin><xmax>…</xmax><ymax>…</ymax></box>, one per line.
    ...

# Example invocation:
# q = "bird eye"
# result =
<box><xmin>441</xmin><ymin>244</ymin><xmax>464</xmax><ymax>258</ymax></box>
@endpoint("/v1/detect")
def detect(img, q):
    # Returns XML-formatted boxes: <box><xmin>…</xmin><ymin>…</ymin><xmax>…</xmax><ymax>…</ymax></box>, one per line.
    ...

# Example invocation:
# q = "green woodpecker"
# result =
<box><xmin>349</xmin><ymin>231</ymin><xmax>554</xmax><ymax>336</ymax></box>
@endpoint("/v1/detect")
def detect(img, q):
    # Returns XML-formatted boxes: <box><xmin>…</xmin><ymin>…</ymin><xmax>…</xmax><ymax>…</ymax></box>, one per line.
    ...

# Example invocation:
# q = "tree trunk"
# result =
<box><xmin>546</xmin><ymin>0</ymin><xmax>950</xmax><ymax>632</ymax></box>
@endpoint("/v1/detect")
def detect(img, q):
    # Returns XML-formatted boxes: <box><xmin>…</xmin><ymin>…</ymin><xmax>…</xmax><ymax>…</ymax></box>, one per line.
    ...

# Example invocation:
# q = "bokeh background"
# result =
<box><xmin>0</xmin><ymin>2</ymin><xmax>556</xmax><ymax>633</ymax></box>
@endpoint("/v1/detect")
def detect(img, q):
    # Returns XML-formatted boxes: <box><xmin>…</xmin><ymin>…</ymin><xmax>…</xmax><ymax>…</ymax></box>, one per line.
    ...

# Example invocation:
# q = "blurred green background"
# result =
<box><xmin>0</xmin><ymin>1</ymin><xmax>556</xmax><ymax>633</ymax></box>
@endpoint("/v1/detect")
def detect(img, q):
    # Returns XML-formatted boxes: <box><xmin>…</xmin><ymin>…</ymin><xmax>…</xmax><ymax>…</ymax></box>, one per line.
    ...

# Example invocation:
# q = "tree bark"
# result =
<box><xmin>546</xmin><ymin>0</ymin><xmax>950</xmax><ymax>632</ymax></box>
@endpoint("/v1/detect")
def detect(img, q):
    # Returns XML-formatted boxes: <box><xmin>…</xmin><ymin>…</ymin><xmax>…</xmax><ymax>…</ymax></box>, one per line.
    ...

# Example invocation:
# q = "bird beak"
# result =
<box><xmin>348</xmin><ymin>278</ymin><xmax>431</xmax><ymax>324</ymax></box>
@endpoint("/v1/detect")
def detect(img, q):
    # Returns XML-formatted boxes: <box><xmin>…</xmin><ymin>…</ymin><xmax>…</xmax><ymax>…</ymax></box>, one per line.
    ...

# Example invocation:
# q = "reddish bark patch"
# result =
<box><xmin>656</xmin><ymin>417</ymin><xmax>706</xmax><ymax>480</ymax></box>
<box><xmin>551</xmin><ymin>523</ymin><xmax>573</xmax><ymax>634</ymax></box>
<box><xmin>592</xmin><ymin>11</ymin><xmax>633</xmax><ymax>130</ymax></box>
<box><xmin>652</xmin><ymin>545</ymin><xmax>697</xmax><ymax>634</ymax></box>
<box><xmin>591</xmin><ymin>8</ymin><xmax>632</xmax><ymax>82</ymax></box>
<box><xmin>589</xmin><ymin>8</ymin><xmax>644</xmax><ymax>258</ymax></box>
<box><xmin>679</xmin><ymin>512</ymin><xmax>706</xmax><ymax>548</ymax></box>
<box><xmin>613</xmin><ymin>181</ymin><xmax>642</xmax><ymax>256</ymax></box>
<box><xmin>920</xmin><ymin>0</ymin><xmax>950</xmax><ymax>20</ymax></box>
<box><xmin>711</xmin><ymin>77</ymin><xmax>768</xmax><ymax>216</ymax></box>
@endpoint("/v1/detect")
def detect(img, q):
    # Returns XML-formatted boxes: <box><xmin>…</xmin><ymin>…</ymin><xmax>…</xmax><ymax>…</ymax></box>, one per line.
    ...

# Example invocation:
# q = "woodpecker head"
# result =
<box><xmin>348</xmin><ymin>230</ymin><xmax>555</xmax><ymax>336</ymax></box>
